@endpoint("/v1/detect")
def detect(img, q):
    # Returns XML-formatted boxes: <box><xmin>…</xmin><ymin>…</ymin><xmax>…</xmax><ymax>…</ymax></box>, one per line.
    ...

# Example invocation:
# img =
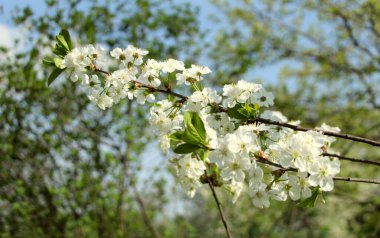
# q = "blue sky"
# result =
<box><xmin>0</xmin><ymin>0</ymin><xmax>282</xmax><ymax>85</ymax></box>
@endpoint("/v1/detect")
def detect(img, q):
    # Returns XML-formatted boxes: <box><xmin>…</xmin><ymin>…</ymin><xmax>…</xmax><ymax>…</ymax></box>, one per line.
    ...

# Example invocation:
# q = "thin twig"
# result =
<box><xmin>131</xmin><ymin>184</ymin><xmax>163</xmax><ymax>238</ymax></box>
<box><xmin>333</xmin><ymin>177</ymin><xmax>380</xmax><ymax>184</ymax></box>
<box><xmin>207</xmin><ymin>181</ymin><xmax>232</xmax><ymax>238</ymax></box>
<box><xmin>132</xmin><ymin>80</ymin><xmax>187</xmax><ymax>100</ymax></box>
<box><xmin>322</xmin><ymin>153</ymin><xmax>380</xmax><ymax>167</ymax></box>
<box><xmin>94</xmin><ymin>68</ymin><xmax>187</xmax><ymax>100</ymax></box>
<box><xmin>255</xmin><ymin>156</ymin><xmax>380</xmax><ymax>185</ymax></box>
<box><xmin>253</xmin><ymin>118</ymin><xmax>380</xmax><ymax>147</ymax></box>
<box><xmin>334</xmin><ymin>11</ymin><xmax>375</xmax><ymax>58</ymax></box>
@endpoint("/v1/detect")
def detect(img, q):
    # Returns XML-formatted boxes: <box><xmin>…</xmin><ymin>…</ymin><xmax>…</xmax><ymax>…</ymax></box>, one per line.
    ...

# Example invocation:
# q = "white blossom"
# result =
<box><xmin>60</xmin><ymin>44</ymin><xmax>345</xmax><ymax>207</ymax></box>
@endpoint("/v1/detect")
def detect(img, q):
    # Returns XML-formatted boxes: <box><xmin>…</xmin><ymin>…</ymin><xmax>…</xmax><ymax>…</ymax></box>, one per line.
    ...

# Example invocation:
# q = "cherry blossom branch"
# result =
<box><xmin>94</xmin><ymin>68</ymin><xmax>188</xmax><ymax>100</ymax></box>
<box><xmin>94</xmin><ymin>67</ymin><xmax>380</xmax><ymax>148</ymax></box>
<box><xmin>255</xmin><ymin>157</ymin><xmax>380</xmax><ymax>185</ymax></box>
<box><xmin>322</xmin><ymin>153</ymin><xmax>380</xmax><ymax>167</ymax></box>
<box><xmin>133</xmin><ymin>80</ymin><xmax>188</xmax><ymax>100</ymax></box>
<box><xmin>253</xmin><ymin>118</ymin><xmax>380</xmax><ymax>147</ymax></box>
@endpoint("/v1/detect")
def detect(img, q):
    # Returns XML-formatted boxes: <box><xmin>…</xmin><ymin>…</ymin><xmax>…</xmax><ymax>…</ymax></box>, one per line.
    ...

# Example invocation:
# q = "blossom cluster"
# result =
<box><xmin>57</xmin><ymin>43</ymin><xmax>341</xmax><ymax>208</ymax></box>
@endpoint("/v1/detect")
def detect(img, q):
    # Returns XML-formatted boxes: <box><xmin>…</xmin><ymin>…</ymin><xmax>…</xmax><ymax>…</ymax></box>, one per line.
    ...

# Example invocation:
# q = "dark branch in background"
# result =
<box><xmin>116</xmin><ymin>100</ymin><xmax>133</xmax><ymax>234</ymax></box>
<box><xmin>322</xmin><ymin>153</ymin><xmax>380</xmax><ymax>167</ymax></box>
<box><xmin>131</xmin><ymin>183</ymin><xmax>163</xmax><ymax>238</ymax></box>
<box><xmin>251</xmin><ymin>8</ymin><xmax>333</xmax><ymax>51</ymax></box>
<box><xmin>335</xmin><ymin>11</ymin><xmax>375</xmax><ymax>58</ymax></box>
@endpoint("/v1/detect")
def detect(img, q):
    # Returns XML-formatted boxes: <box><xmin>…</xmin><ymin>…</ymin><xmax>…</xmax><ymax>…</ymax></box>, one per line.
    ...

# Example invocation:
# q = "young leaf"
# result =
<box><xmin>183</xmin><ymin>111</ymin><xmax>206</xmax><ymax>144</ymax></box>
<box><xmin>56</xmin><ymin>35</ymin><xmax>70</xmax><ymax>52</ymax></box>
<box><xmin>183</xmin><ymin>124</ymin><xmax>204</xmax><ymax>146</ymax></box>
<box><xmin>53</xmin><ymin>44</ymin><xmax>68</xmax><ymax>57</ymax></box>
<box><xmin>169</xmin><ymin>131</ymin><xmax>185</xmax><ymax>147</ymax></box>
<box><xmin>173</xmin><ymin>143</ymin><xmax>201</xmax><ymax>154</ymax></box>
<box><xmin>298</xmin><ymin>187</ymin><xmax>321</xmax><ymax>208</ymax></box>
<box><xmin>59</xmin><ymin>29</ymin><xmax>73</xmax><ymax>50</ymax></box>
<box><xmin>53</xmin><ymin>57</ymin><xmax>64</xmax><ymax>68</ymax></box>
<box><xmin>47</xmin><ymin>68</ymin><xmax>64</xmax><ymax>86</ymax></box>
<box><xmin>190</xmin><ymin>112</ymin><xmax>206</xmax><ymax>141</ymax></box>
<box><xmin>226</xmin><ymin>104</ymin><xmax>246</xmax><ymax>120</ymax></box>
<box><xmin>42</xmin><ymin>57</ymin><xmax>55</xmax><ymax>67</ymax></box>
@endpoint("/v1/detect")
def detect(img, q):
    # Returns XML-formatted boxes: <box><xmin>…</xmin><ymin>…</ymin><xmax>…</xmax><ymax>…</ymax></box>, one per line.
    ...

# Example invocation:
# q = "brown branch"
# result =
<box><xmin>335</xmin><ymin>11</ymin><xmax>375</xmax><ymax>58</ymax></box>
<box><xmin>132</xmin><ymin>80</ymin><xmax>187</xmax><ymax>100</ymax></box>
<box><xmin>333</xmin><ymin>177</ymin><xmax>380</xmax><ymax>185</ymax></box>
<box><xmin>208</xmin><ymin>181</ymin><xmax>232</xmax><ymax>238</ymax></box>
<box><xmin>132</xmin><ymin>184</ymin><xmax>163</xmax><ymax>238</ymax></box>
<box><xmin>116</xmin><ymin>100</ymin><xmax>133</xmax><ymax>234</ymax></box>
<box><xmin>94</xmin><ymin>68</ymin><xmax>187</xmax><ymax>100</ymax></box>
<box><xmin>253</xmin><ymin>117</ymin><xmax>380</xmax><ymax>147</ymax></box>
<box><xmin>256</xmin><ymin>157</ymin><xmax>297</xmax><ymax>172</ymax></box>
<box><xmin>322</xmin><ymin>153</ymin><xmax>380</xmax><ymax>167</ymax></box>
<box><xmin>255</xmin><ymin>156</ymin><xmax>380</xmax><ymax>185</ymax></box>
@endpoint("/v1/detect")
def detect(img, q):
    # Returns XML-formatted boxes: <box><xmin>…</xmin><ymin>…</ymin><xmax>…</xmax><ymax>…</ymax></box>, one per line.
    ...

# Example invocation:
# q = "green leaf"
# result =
<box><xmin>169</xmin><ymin>131</ymin><xmax>185</xmax><ymax>147</ymax></box>
<box><xmin>228</xmin><ymin>103</ymin><xmax>259</xmax><ymax>120</ymax></box>
<box><xmin>183</xmin><ymin>125</ymin><xmax>203</xmax><ymax>146</ymax></box>
<box><xmin>47</xmin><ymin>68</ymin><xmax>64</xmax><ymax>86</ymax></box>
<box><xmin>298</xmin><ymin>187</ymin><xmax>321</xmax><ymax>208</ymax></box>
<box><xmin>183</xmin><ymin>111</ymin><xmax>206</xmax><ymax>144</ymax></box>
<box><xmin>53</xmin><ymin>57</ymin><xmax>64</xmax><ymax>68</ymax></box>
<box><xmin>173</xmin><ymin>143</ymin><xmax>201</xmax><ymax>154</ymax></box>
<box><xmin>59</xmin><ymin>29</ymin><xmax>73</xmax><ymax>50</ymax></box>
<box><xmin>56</xmin><ymin>35</ymin><xmax>70</xmax><ymax>52</ymax></box>
<box><xmin>226</xmin><ymin>104</ymin><xmax>246</xmax><ymax>119</ymax></box>
<box><xmin>53</xmin><ymin>44</ymin><xmax>68</xmax><ymax>57</ymax></box>
<box><xmin>190</xmin><ymin>112</ymin><xmax>206</xmax><ymax>141</ymax></box>
<box><xmin>42</xmin><ymin>57</ymin><xmax>55</xmax><ymax>66</ymax></box>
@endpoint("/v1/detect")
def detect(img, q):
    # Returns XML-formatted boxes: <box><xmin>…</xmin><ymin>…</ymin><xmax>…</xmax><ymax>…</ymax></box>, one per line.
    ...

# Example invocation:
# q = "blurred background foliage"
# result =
<box><xmin>0</xmin><ymin>0</ymin><xmax>379</xmax><ymax>237</ymax></box>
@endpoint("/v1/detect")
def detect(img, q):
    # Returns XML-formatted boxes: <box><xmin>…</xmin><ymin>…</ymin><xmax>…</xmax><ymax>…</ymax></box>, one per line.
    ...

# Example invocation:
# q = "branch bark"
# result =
<box><xmin>322</xmin><ymin>153</ymin><xmax>380</xmax><ymax>167</ymax></box>
<box><xmin>132</xmin><ymin>184</ymin><xmax>163</xmax><ymax>238</ymax></box>
<box><xmin>208</xmin><ymin>182</ymin><xmax>232</xmax><ymax>238</ymax></box>
<box><xmin>255</xmin><ymin>156</ymin><xmax>380</xmax><ymax>185</ymax></box>
<box><xmin>253</xmin><ymin>118</ymin><xmax>380</xmax><ymax>147</ymax></box>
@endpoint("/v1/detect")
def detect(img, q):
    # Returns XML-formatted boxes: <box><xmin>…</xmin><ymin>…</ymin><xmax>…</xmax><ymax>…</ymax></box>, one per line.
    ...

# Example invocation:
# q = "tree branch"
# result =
<box><xmin>253</xmin><ymin>117</ymin><xmax>380</xmax><ymax>147</ymax></box>
<box><xmin>322</xmin><ymin>153</ymin><xmax>380</xmax><ymax>167</ymax></box>
<box><xmin>132</xmin><ymin>183</ymin><xmax>163</xmax><ymax>238</ymax></box>
<box><xmin>333</xmin><ymin>177</ymin><xmax>380</xmax><ymax>184</ymax></box>
<box><xmin>207</xmin><ymin>181</ymin><xmax>232</xmax><ymax>238</ymax></box>
<box><xmin>94</xmin><ymin>68</ymin><xmax>187</xmax><ymax>100</ymax></box>
<box><xmin>335</xmin><ymin>11</ymin><xmax>375</xmax><ymax>58</ymax></box>
<box><xmin>255</xmin><ymin>156</ymin><xmax>380</xmax><ymax>185</ymax></box>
